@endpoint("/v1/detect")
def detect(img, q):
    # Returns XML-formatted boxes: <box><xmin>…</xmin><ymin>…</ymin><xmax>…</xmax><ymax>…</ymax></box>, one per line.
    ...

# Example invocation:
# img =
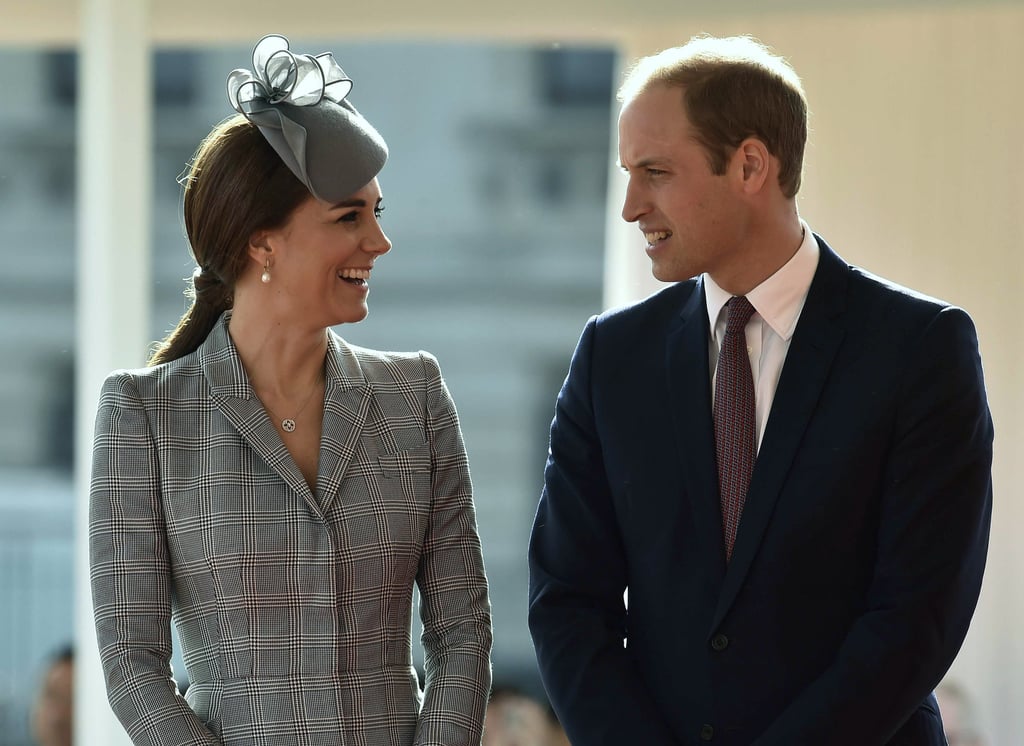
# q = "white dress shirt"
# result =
<box><xmin>705</xmin><ymin>220</ymin><xmax>820</xmax><ymax>450</ymax></box>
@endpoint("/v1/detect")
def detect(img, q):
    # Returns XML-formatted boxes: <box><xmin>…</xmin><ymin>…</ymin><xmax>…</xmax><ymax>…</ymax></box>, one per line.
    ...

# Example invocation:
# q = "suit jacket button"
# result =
<box><xmin>711</xmin><ymin>633</ymin><xmax>729</xmax><ymax>651</ymax></box>
<box><xmin>700</xmin><ymin>724</ymin><xmax>715</xmax><ymax>741</ymax></box>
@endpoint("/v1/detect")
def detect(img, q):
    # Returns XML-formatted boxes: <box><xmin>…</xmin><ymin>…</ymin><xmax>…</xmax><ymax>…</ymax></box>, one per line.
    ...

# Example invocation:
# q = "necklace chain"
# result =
<box><xmin>260</xmin><ymin>375</ymin><xmax>323</xmax><ymax>434</ymax></box>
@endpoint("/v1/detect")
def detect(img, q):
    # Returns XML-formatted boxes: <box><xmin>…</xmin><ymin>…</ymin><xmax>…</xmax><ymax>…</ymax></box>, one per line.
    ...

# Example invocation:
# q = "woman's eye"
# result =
<box><xmin>374</xmin><ymin>205</ymin><xmax>386</xmax><ymax>220</ymax></box>
<box><xmin>337</xmin><ymin>211</ymin><xmax>358</xmax><ymax>223</ymax></box>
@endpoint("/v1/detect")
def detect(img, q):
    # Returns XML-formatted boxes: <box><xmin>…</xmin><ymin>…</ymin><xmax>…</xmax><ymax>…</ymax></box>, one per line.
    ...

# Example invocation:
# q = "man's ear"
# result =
<box><xmin>732</xmin><ymin>137</ymin><xmax>771</xmax><ymax>195</ymax></box>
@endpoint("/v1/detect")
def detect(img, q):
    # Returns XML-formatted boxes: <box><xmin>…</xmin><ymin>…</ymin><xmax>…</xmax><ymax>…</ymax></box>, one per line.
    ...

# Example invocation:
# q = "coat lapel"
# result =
<box><xmin>201</xmin><ymin>318</ymin><xmax>374</xmax><ymax>518</ymax></box>
<box><xmin>712</xmin><ymin>241</ymin><xmax>850</xmax><ymax>629</ymax></box>
<box><xmin>666</xmin><ymin>278</ymin><xmax>728</xmax><ymax>584</ymax></box>
<box><xmin>315</xmin><ymin>331</ymin><xmax>371</xmax><ymax>515</ymax></box>
<box><xmin>201</xmin><ymin>315</ymin><xmax>317</xmax><ymax>510</ymax></box>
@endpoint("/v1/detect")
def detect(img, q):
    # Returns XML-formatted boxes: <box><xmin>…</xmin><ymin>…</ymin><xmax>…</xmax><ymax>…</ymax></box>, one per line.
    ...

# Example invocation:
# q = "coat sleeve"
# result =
<box><xmin>528</xmin><ymin>318</ymin><xmax>680</xmax><ymax>745</ymax></box>
<box><xmin>413</xmin><ymin>352</ymin><xmax>493</xmax><ymax>746</ymax></box>
<box><xmin>89</xmin><ymin>372</ymin><xmax>221</xmax><ymax>745</ymax></box>
<box><xmin>754</xmin><ymin>306</ymin><xmax>993</xmax><ymax>745</ymax></box>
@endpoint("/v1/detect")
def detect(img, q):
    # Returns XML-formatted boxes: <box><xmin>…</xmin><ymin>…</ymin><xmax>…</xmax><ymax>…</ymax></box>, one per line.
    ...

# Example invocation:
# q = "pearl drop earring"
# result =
<box><xmin>261</xmin><ymin>259</ymin><xmax>271</xmax><ymax>284</ymax></box>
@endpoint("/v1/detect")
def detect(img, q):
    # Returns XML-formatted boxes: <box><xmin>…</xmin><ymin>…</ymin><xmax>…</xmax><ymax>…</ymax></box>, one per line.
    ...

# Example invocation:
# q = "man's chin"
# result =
<box><xmin>651</xmin><ymin>263</ymin><xmax>691</xmax><ymax>284</ymax></box>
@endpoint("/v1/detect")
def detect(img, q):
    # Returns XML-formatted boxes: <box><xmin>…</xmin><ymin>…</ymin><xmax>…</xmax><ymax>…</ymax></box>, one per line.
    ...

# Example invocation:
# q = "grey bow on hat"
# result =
<box><xmin>227</xmin><ymin>34</ymin><xmax>388</xmax><ymax>203</ymax></box>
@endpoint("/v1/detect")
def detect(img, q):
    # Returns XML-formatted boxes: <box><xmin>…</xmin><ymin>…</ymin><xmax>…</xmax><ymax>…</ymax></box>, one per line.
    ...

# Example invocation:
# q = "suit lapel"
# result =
<box><xmin>712</xmin><ymin>241</ymin><xmax>850</xmax><ymax>629</ymax></box>
<box><xmin>666</xmin><ymin>278</ymin><xmax>728</xmax><ymax>583</ymax></box>
<box><xmin>202</xmin><ymin>316</ymin><xmax>317</xmax><ymax>510</ymax></box>
<box><xmin>316</xmin><ymin>332</ymin><xmax>371</xmax><ymax>515</ymax></box>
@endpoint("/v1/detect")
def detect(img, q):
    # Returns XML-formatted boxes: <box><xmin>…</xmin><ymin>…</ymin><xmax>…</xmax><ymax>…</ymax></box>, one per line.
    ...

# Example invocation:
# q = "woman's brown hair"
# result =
<box><xmin>148</xmin><ymin>114</ymin><xmax>310</xmax><ymax>366</ymax></box>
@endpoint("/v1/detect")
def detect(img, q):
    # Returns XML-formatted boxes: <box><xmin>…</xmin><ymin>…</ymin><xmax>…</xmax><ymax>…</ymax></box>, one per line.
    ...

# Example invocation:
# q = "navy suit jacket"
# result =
<box><xmin>528</xmin><ymin>238</ymin><xmax>993</xmax><ymax>745</ymax></box>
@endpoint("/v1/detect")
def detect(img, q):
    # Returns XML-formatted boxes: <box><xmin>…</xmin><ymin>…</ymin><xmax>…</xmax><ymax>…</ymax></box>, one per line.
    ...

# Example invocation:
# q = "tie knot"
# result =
<box><xmin>725</xmin><ymin>296</ymin><xmax>755</xmax><ymax>334</ymax></box>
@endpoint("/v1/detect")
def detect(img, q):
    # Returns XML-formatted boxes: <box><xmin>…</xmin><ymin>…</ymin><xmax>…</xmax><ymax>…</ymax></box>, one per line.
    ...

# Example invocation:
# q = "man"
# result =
<box><xmin>528</xmin><ymin>35</ymin><xmax>992</xmax><ymax>745</ymax></box>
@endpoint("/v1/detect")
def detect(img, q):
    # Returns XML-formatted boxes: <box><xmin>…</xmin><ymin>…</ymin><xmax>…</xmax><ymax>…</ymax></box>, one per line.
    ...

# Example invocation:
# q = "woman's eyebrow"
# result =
<box><xmin>330</xmin><ymin>198</ymin><xmax>366</xmax><ymax>210</ymax></box>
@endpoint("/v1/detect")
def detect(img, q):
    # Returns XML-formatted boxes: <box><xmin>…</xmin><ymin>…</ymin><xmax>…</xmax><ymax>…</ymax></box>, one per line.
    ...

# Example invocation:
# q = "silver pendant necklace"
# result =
<box><xmin>262</xmin><ymin>376</ymin><xmax>323</xmax><ymax>434</ymax></box>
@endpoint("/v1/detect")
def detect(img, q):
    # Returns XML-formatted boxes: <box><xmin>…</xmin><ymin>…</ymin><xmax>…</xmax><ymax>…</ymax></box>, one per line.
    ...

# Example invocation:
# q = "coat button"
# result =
<box><xmin>711</xmin><ymin>633</ymin><xmax>729</xmax><ymax>651</ymax></box>
<box><xmin>700</xmin><ymin>724</ymin><xmax>715</xmax><ymax>741</ymax></box>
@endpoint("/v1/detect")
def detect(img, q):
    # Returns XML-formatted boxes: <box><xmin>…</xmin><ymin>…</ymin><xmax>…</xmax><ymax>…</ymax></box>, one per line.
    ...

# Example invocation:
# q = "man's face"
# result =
<box><xmin>618</xmin><ymin>83</ymin><xmax>747</xmax><ymax>285</ymax></box>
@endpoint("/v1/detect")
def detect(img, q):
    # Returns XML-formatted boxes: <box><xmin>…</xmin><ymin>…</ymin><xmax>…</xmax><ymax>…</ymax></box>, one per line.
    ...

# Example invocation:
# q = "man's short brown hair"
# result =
<box><xmin>619</xmin><ymin>35</ymin><xmax>808</xmax><ymax>198</ymax></box>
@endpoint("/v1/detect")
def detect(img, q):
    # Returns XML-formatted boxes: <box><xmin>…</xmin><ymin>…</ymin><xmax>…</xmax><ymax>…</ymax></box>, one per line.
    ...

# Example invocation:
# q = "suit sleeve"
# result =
<box><xmin>528</xmin><ymin>318</ymin><xmax>679</xmax><ymax>745</ymax></box>
<box><xmin>90</xmin><ymin>372</ymin><xmax>221</xmax><ymax>745</ymax></box>
<box><xmin>754</xmin><ymin>306</ymin><xmax>993</xmax><ymax>745</ymax></box>
<box><xmin>413</xmin><ymin>352</ymin><xmax>493</xmax><ymax>746</ymax></box>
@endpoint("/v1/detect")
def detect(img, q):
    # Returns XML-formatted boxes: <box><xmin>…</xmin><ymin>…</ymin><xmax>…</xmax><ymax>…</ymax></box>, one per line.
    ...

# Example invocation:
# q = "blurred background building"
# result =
<box><xmin>2</xmin><ymin>1</ymin><xmax>1023</xmax><ymax>744</ymax></box>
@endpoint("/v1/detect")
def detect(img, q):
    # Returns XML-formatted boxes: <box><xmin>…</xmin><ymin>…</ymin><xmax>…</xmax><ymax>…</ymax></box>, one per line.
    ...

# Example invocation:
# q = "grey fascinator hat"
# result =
<box><xmin>227</xmin><ymin>34</ymin><xmax>388</xmax><ymax>203</ymax></box>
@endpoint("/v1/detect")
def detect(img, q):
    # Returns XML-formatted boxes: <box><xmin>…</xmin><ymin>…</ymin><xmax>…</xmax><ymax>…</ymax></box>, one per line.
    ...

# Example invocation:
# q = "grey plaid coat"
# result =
<box><xmin>89</xmin><ymin>314</ymin><xmax>492</xmax><ymax>745</ymax></box>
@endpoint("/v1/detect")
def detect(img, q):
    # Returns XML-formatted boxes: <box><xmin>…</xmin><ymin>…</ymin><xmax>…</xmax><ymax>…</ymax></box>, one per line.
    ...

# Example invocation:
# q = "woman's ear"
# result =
<box><xmin>245</xmin><ymin>230</ymin><xmax>266</xmax><ymax>261</ymax></box>
<box><xmin>247</xmin><ymin>229</ymin><xmax>272</xmax><ymax>265</ymax></box>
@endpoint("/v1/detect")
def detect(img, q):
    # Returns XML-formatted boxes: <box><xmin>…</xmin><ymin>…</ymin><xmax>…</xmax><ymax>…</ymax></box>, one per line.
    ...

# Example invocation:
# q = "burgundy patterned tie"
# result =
<box><xmin>713</xmin><ymin>296</ymin><xmax>756</xmax><ymax>562</ymax></box>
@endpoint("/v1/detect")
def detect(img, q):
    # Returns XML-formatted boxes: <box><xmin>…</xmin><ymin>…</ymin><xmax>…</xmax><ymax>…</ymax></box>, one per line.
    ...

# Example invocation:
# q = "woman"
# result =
<box><xmin>89</xmin><ymin>35</ymin><xmax>492</xmax><ymax>745</ymax></box>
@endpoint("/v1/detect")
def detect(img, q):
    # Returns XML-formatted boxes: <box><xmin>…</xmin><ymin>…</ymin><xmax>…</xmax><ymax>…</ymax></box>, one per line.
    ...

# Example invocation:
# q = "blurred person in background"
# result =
<box><xmin>31</xmin><ymin>646</ymin><xmax>72</xmax><ymax>746</ymax></box>
<box><xmin>89</xmin><ymin>34</ymin><xmax>491</xmax><ymax>745</ymax></box>
<box><xmin>936</xmin><ymin>680</ymin><xmax>986</xmax><ymax>746</ymax></box>
<box><xmin>483</xmin><ymin>685</ymin><xmax>564</xmax><ymax>746</ymax></box>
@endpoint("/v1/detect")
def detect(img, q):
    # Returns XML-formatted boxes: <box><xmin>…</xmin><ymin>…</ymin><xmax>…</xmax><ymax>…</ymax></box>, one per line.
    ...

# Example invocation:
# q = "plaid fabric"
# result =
<box><xmin>90</xmin><ymin>314</ymin><xmax>492</xmax><ymax>745</ymax></box>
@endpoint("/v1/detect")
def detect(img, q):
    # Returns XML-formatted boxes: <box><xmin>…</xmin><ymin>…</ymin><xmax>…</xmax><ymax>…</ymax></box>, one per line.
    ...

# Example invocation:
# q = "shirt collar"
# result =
<box><xmin>704</xmin><ymin>219</ymin><xmax>820</xmax><ymax>342</ymax></box>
